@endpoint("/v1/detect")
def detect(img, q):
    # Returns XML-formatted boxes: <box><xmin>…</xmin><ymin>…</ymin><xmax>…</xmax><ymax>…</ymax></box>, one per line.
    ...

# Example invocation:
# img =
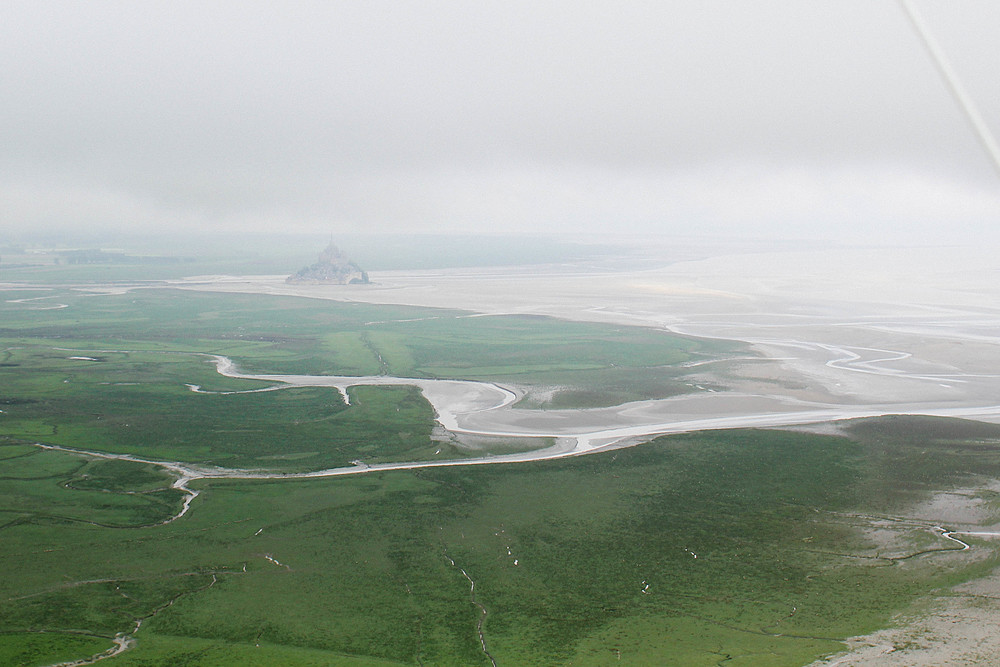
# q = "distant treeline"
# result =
<box><xmin>59</xmin><ymin>250</ymin><xmax>194</xmax><ymax>265</ymax></box>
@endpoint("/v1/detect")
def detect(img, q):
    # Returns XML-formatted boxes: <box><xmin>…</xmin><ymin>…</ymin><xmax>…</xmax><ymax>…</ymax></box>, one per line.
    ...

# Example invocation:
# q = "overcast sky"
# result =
<box><xmin>2</xmin><ymin>0</ymin><xmax>998</xmax><ymax>243</ymax></box>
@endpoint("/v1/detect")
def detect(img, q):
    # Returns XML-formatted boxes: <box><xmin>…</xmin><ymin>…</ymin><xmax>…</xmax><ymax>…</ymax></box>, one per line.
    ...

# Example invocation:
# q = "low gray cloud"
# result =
<box><xmin>2</xmin><ymin>0</ymin><xmax>998</xmax><ymax>242</ymax></box>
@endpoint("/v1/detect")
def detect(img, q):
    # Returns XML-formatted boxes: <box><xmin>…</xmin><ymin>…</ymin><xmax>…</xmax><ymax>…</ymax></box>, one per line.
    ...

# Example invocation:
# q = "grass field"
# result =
<box><xmin>3</xmin><ymin>420</ymin><xmax>1000</xmax><ymax>665</ymax></box>
<box><xmin>4</xmin><ymin>285</ymin><xmax>1000</xmax><ymax>665</ymax></box>
<box><xmin>1</xmin><ymin>286</ymin><xmax>734</xmax><ymax>408</ymax></box>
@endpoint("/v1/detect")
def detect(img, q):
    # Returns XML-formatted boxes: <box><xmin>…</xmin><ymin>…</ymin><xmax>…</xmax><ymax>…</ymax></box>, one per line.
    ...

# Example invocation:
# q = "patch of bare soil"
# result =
<box><xmin>810</xmin><ymin>574</ymin><xmax>1000</xmax><ymax>666</ymax></box>
<box><xmin>810</xmin><ymin>486</ymin><xmax>1000</xmax><ymax>666</ymax></box>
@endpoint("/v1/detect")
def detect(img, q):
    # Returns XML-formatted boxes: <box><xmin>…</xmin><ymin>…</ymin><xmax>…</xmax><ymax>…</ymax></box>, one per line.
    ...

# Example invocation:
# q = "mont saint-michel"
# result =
<box><xmin>286</xmin><ymin>242</ymin><xmax>370</xmax><ymax>284</ymax></box>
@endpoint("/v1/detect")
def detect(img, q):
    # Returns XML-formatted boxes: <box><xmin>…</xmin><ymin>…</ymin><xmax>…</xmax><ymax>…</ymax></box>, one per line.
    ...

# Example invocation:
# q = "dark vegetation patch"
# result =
<box><xmin>0</xmin><ymin>633</ymin><xmax>112</xmax><ymax>667</ymax></box>
<box><xmin>0</xmin><ymin>398</ymin><xmax>36</xmax><ymax>406</ymax></box>
<box><xmin>847</xmin><ymin>414</ymin><xmax>1000</xmax><ymax>443</ymax></box>
<box><xmin>845</xmin><ymin>416</ymin><xmax>1000</xmax><ymax>511</ymax></box>
<box><xmin>65</xmin><ymin>459</ymin><xmax>174</xmax><ymax>493</ymax></box>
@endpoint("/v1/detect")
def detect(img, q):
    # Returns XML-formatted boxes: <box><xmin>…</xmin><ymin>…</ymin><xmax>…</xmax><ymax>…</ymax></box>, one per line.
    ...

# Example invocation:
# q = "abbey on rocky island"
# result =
<box><xmin>286</xmin><ymin>242</ymin><xmax>370</xmax><ymax>285</ymax></box>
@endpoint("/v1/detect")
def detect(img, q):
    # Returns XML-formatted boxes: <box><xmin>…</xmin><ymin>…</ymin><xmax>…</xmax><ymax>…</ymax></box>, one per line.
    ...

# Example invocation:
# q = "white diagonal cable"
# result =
<box><xmin>897</xmin><ymin>0</ymin><xmax>1000</xmax><ymax>178</ymax></box>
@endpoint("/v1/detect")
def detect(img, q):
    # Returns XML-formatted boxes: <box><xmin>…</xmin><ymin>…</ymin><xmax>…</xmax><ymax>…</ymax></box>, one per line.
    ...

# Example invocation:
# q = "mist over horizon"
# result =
<box><xmin>2</xmin><ymin>1</ymin><xmax>999</xmax><ymax>246</ymax></box>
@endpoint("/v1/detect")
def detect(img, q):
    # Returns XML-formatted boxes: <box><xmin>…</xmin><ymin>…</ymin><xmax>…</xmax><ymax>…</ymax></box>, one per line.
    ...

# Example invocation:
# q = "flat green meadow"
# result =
<box><xmin>3</xmin><ymin>285</ymin><xmax>1000</xmax><ymax>665</ymax></box>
